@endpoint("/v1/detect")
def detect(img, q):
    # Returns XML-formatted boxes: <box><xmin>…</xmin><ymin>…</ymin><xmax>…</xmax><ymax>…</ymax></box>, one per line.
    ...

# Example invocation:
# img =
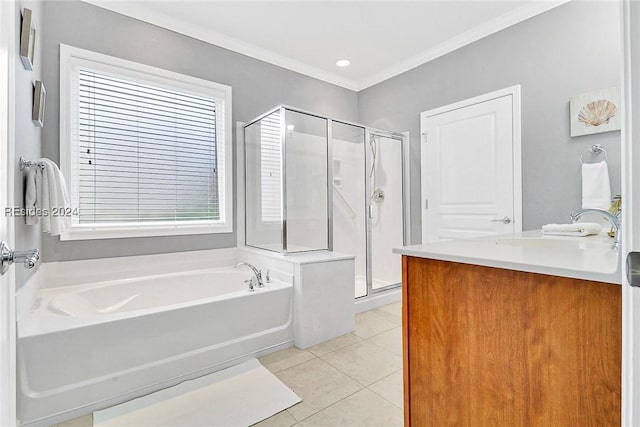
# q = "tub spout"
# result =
<box><xmin>235</xmin><ymin>262</ymin><xmax>264</xmax><ymax>288</ymax></box>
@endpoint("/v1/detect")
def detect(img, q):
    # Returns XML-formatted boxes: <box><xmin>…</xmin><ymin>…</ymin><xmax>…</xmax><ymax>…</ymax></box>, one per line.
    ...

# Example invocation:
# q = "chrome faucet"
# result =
<box><xmin>570</xmin><ymin>208</ymin><xmax>621</xmax><ymax>249</ymax></box>
<box><xmin>234</xmin><ymin>262</ymin><xmax>264</xmax><ymax>290</ymax></box>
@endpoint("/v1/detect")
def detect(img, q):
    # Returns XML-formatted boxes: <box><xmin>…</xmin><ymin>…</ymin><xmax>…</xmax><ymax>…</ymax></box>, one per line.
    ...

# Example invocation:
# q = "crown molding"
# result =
<box><xmin>82</xmin><ymin>0</ymin><xmax>569</xmax><ymax>92</ymax></box>
<box><xmin>356</xmin><ymin>0</ymin><xmax>570</xmax><ymax>90</ymax></box>
<box><xmin>82</xmin><ymin>0</ymin><xmax>361</xmax><ymax>91</ymax></box>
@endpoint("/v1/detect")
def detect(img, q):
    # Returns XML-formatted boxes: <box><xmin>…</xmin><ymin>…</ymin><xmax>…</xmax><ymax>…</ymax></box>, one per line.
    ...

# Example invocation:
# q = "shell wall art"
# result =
<box><xmin>578</xmin><ymin>100</ymin><xmax>617</xmax><ymax>127</ymax></box>
<box><xmin>570</xmin><ymin>87</ymin><xmax>621</xmax><ymax>137</ymax></box>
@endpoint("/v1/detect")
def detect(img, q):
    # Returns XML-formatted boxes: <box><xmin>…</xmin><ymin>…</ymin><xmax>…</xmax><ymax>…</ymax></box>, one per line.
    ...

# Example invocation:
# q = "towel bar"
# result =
<box><xmin>19</xmin><ymin>156</ymin><xmax>44</xmax><ymax>170</ymax></box>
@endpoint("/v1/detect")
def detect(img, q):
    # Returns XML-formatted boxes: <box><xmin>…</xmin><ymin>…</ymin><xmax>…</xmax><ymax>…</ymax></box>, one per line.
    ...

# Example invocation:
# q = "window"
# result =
<box><xmin>60</xmin><ymin>45</ymin><xmax>232</xmax><ymax>240</ymax></box>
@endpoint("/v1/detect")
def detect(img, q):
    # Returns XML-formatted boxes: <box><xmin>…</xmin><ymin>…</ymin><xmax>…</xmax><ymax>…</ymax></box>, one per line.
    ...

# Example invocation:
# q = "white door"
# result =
<box><xmin>0</xmin><ymin>1</ymin><xmax>16</xmax><ymax>425</ymax></box>
<box><xmin>421</xmin><ymin>86</ymin><xmax>522</xmax><ymax>243</ymax></box>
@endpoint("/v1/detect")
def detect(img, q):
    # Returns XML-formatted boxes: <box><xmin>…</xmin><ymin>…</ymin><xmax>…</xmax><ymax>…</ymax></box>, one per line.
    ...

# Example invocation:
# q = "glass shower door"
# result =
<box><xmin>331</xmin><ymin>122</ymin><xmax>367</xmax><ymax>298</ymax></box>
<box><xmin>284</xmin><ymin>109</ymin><xmax>329</xmax><ymax>253</ymax></box>
<box><xmin>367</xmin><ymin>132</ymin><xmax>404</xmax><ymax>291</ymax></box>
<box><xmin>244</xmin><ymin>109</ymin><xmax>283</xmax><ymax>252</ymax></box>
<box><xmin>331</xmin><ymin>125</ymin><xmax>405</xmax><ymax>298</ymax></box>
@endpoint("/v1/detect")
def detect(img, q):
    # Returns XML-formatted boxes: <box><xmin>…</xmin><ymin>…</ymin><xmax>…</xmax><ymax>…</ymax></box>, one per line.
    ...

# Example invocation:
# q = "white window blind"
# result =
<box><xmin>76</xmin><ymin>69</ymin><xmax>220</xmax><ymax>225</ymax></box>
<box><xmin>260</xmin><ymin>111</ymin><xmax>282</xmax><ymax>222</ymax></box>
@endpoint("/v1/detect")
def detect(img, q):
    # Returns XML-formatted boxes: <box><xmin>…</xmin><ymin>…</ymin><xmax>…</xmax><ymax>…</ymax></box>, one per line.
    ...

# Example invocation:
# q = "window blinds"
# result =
<box><xmin>77</xmin><ymin>69</ymin><xmax>220</xmax><ymax>224</ymax></box>
<box><xmin>260</xmin><ymin>111</ymin><xmax>282</xmax><ymax>222</ymax></box>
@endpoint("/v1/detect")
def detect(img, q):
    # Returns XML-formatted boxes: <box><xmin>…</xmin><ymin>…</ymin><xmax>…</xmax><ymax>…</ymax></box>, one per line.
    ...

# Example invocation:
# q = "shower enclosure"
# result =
<box><xmin>244</xmin><ymin>106</ymin><xmax>407</xmax><ymax>298</ymax></box>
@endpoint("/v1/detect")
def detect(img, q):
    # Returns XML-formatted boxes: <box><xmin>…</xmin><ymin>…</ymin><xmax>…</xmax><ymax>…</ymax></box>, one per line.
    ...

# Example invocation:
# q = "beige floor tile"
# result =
<box><xmin>299</xmin><ymin>388</ymin><xmax>403</xmax><ymax>427</ymax></box>
<box><xmin>368</xmin><ymin>370</ymin><xmax>404</xmax><ymax>408</ymax></box>
<box><xmin>354</xmin><ymin>311</ymin><xmax>398</xmax><ymax>339</ymax></box>
<box><xmin>367</xmin><ymin>327</ymin><xmax>402</xmax><ymax>355</ymax></box>
<box><xmin>371</xmin><ymin>309</ymin><xmax>402</xmax><ymax>326</ymax></box>
<box><xmin>52</xmin><ymin>414</ymin><xmax>93</xmax><ymax>427</ymax></box>
<box><xmin>276</xmin><ymin>358</ymin><xmax>363</xmax><ymax>421</ymax></box>
<box><xmin>321</xmin><ymin>341</ymin><xmax>402</xmax><ymax>386</ymax></box>
<box><xmin>252</xmin><ymin>410</ymin><xmax>298</xmax><ymax>427</ymax></box>
<box><xmin>373</xmin><ymin>302</ymin><xmax>402</xmax><ymax>325</ymax></box>
<box><xmin>376</xmin><ymin>301</ymin><xmax>402</xmax><ymax>317</ymax></box>
<box><xmin>259</xmin><ymin>347</ymin><xmax>316</xmax><ymax>373</ymax></box>
<box><xmin>307</xmin><ymin>333</ymin><xmax>362</xmax><ymax>357</ymax></box>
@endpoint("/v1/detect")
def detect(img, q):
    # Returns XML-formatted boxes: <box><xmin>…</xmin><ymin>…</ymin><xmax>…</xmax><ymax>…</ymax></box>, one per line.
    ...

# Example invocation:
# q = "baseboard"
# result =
<box><xmin>354</xmin><ymin>288</ymin><xmax>401</xmax><ymax>314</ymax></box>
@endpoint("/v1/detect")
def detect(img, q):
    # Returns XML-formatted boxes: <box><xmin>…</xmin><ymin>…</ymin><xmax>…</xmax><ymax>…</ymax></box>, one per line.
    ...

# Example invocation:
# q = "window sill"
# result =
<box><xmin>59</xmin><ymin>222</ymin><xmax>233</xmax><ymax>241</ymax></box>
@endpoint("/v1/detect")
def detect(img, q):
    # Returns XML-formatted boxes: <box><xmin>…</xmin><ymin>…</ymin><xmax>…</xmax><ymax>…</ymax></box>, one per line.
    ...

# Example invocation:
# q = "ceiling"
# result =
<box><xmin>84</xmin><ymin>1</ymin><xmax>567</xmax><ymax>91</ymax></box>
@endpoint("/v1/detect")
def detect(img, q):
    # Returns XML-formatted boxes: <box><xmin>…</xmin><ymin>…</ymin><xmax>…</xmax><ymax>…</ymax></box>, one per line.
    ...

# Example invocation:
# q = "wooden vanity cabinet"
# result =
<box><xmin>402</xmin><ymin>256</ymin><xmax>621</xmax><ymax>427</ymax></box>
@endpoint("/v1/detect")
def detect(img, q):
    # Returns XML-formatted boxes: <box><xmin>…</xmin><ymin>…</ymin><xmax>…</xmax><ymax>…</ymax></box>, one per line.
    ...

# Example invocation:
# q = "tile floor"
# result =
<box><xmin>255</xmin><ymin>301</ymin><xmax>403</xmax><ymax>427</ymax></box>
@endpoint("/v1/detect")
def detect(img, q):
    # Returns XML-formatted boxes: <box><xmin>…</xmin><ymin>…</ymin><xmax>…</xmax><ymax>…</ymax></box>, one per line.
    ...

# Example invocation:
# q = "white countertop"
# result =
<box><xmin>393</xmin><ymin>230</ymin><xmax>621</xmax><ymax>285</ymax></box>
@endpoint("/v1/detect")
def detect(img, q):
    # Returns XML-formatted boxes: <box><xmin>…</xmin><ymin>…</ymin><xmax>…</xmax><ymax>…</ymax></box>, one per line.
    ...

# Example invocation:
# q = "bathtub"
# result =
<box><xmin>17</xmin><ymin>266</ymin><xmax>293</xmax><ymax>426</ymax></box>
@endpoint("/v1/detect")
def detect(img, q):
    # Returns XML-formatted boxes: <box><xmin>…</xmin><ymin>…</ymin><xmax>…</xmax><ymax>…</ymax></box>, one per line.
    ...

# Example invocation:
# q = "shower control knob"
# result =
<box><xmin>371</xmin><ymin>188</ymin><xmax>385</xmax><ymax>202</ymax></box>
<box><xmin>0</xmin><ymin>241</ymin><xmax>40</xmax><ymax>275</ymax></box>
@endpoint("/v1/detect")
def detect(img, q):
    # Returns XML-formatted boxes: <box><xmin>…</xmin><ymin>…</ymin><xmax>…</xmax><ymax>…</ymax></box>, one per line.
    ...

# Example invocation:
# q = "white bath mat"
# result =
<box><xmin>94</xmin><ymin>358</ymin><xmax>301</xmax><ymax>427</ymax></box>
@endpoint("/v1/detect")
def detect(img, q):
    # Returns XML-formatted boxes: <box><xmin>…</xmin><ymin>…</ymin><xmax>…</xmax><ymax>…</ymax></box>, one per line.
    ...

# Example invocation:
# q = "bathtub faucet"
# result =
<box><xmin>235</xmin><ymin>262</ymin><xmax>264</xmax><ymax>289</ymax></box>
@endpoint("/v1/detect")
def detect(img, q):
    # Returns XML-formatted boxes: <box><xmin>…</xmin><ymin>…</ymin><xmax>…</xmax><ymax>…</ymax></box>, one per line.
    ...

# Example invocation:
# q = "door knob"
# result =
<box><xmin>0</xmin><ymin>241</ymin><xmax>40</xmax><ymax>275</ymax></box>
<box><xmin>627</xmin><ymin>252</ymin><xmax>640</xmax><ymax>287</ymax></box>
<box><xmin>491</xmin><ymin>216</ymin><xmax>512</xmax><ymax>224</ymax></box>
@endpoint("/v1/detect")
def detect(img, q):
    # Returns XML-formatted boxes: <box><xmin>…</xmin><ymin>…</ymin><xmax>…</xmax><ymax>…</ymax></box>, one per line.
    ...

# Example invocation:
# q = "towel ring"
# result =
<box><xmin>580</xmin><ymin>144</ymin><xmax>608</xmax><ymax>164</ymax></box>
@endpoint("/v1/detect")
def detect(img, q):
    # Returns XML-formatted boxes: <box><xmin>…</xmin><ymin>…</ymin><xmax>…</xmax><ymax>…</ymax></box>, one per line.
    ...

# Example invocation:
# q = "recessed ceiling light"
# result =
<box><xmin>336</xmin><ymin>59</ymin><xmax>351</xmax><ymax>67</ymax></box>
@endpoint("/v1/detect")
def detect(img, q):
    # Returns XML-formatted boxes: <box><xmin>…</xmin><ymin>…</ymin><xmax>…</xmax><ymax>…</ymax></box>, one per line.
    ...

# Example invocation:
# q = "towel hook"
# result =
<box><xmin>580</xmin><ymin>144</ymin><xmax>608</xmax><ymax>164</ymax></box>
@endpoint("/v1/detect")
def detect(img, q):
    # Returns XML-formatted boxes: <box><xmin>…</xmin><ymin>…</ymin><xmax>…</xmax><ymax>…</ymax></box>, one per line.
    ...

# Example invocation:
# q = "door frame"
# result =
<box><xmin>420</xmin><ymin>85</ymin><xmax>522</xmax><ymax>243</ymax></box>
<box><xmin>621</xmin><ymin>1</ymin><xmax>638</xmax><ymax>424</ymax></box>
<box><xmin>0</xmin><ymin>0</ymin><xmax>17</xmax><ymax>425</ymax></box>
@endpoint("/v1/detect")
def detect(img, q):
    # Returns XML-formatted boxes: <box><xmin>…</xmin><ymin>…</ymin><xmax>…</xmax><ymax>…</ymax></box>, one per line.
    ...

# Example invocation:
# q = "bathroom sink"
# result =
<box><xmin>494</xmin><ymin>237</ymin><xmax>614</xmax><ymax>251</ymax></box>
<box><xmin>488</xmin><ymin>234</ymin><xmax>619</xmax><ymax>276</ymax></box>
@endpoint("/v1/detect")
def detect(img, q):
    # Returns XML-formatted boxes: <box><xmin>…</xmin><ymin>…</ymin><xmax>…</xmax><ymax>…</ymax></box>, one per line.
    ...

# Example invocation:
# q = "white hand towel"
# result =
<box><xmin>582</xmin><ymin>161</ymin><xmax>611</xmax><ymax>210</ymax></box>
<box><xmin>24</xmin><ymin>167</ymin><xmax>39</xmax><ymax>225</ymax></box>
<box><xmin>39</xmin><ymin>159</ymin><xmax>72</xmax><ymax>236</ymax></box>
<box><xmin>38</xmin><ymin>163</ymin><xmax>50</xmax><ymax>231</ymax></box>
<box><xmin>542</xmin><ymin>222</ymin><xmax>602</xmax><ymax>236</ymax></box>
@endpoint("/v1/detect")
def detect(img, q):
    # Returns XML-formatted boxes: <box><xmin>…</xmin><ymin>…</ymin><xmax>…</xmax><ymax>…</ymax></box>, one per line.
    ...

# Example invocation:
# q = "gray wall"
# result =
<box><xmin>30</xmin><ymin>0</ymin><xmax>622</xmax><ymax>262</ymax></box>
<box><xmin>14</xmin><ymin>1</ymin><xmax>43</xmax><ymax>285</ymax></box>
<box><xmin>358</xmin><ymin>1</ymin><xmax>622</xmax><ymax>243</ymax></box>
<box><xmin>39</xmin><ymin>0</ymin><xmax>358</xmax><ymax>261</ymax></box>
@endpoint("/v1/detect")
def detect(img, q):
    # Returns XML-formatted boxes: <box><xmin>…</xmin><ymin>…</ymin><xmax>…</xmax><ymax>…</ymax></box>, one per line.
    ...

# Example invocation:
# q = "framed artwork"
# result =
<box><xmin>32</xmin><ymin>80</ymin><xmax>46</xmax><ymax>127</ymax></box>
<box><xmin>20</xmin><ymin>8</ymin><xmax>36</xmax><ymax>70</ymax></box>
<box><xmin>570</xmin><ymin>87</ymin><xmax>621</xmax><ymax>137</ymax></box>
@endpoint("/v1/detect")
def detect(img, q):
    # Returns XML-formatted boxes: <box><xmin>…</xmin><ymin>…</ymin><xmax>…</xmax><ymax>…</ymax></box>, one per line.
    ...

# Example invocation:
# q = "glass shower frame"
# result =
<box><xmin>244</xmin><ymin>105</ymin><xmax>408</xmax><ymax>297</ymax></box>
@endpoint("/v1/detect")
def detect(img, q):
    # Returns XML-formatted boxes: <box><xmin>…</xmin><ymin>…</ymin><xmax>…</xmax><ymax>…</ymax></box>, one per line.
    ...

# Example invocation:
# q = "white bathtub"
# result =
<box><xmin>17</xmin><ymin>266</ymin><xmax>293</xmax><ymax>426</ymax></box>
